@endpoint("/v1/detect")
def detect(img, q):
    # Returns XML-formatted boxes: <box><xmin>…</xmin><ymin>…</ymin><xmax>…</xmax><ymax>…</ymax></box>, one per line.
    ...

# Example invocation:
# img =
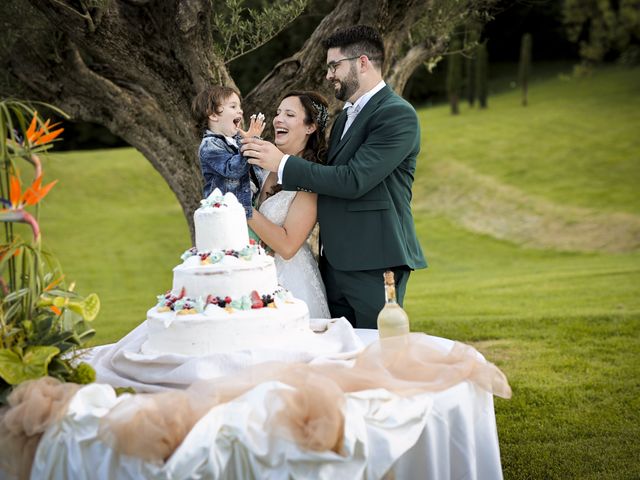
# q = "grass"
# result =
<box><xmin>417</xmin><ymin>65</ymin><xmax>640</xmax><ymax>214</ymax></box>
<box><xmin>39</xmin><ymin>64</ymin><xmax>640</xmax><ymax>479</ymax></box>
<box><xmin>39</xmin><ymin>149</ymin><xmax>189</xmax><ymax>343</ymax></box>
<box><xmin>406</xmin><ymin>65</ymin><xmax>640</xmax><ymax>479</ymax></box>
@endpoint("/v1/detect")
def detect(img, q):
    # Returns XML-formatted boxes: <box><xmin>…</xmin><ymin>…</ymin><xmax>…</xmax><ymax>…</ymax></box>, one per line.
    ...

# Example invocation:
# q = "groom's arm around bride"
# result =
<box><xmin>243</xmin><ymin>25</ymin><xmax>426</xmax><ymax>329</ymax></box>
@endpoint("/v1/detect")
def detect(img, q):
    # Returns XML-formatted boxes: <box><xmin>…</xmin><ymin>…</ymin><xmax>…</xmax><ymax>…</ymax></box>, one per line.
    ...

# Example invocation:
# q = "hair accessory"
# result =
<box><xmin>310</xmin><ymin>100</ymin><xmax>329</xmax><ymax>132</ymax></box>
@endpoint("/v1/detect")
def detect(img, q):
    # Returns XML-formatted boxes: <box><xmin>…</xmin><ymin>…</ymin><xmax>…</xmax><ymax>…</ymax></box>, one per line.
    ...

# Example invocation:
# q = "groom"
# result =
<box><xmin>243</xmin><ymin>25</ymin><xmax>426</xmax><ymax>329</ymax></box>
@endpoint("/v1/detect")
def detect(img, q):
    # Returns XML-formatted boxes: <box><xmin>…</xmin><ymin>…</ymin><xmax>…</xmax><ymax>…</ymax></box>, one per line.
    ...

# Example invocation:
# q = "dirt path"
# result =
<box><xmin>415</xmin><ymin>161</ymin><xmax>640</xmax><ymax>253</ymax></box>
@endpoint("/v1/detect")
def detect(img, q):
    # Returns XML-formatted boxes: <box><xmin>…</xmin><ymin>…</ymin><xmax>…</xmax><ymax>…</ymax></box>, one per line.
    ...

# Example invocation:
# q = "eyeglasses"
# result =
<box><xmin>326</xmin><ymin>56</ymin><xmax>362</xmax><ymax>74</ymax></box>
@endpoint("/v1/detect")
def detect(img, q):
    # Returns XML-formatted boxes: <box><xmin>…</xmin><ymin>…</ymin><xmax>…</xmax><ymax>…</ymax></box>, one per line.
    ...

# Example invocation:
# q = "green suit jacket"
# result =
<box><xmin>282</xmin><ymin>85</ymin><xmax>427</xmax><ymax>272</ymax></box>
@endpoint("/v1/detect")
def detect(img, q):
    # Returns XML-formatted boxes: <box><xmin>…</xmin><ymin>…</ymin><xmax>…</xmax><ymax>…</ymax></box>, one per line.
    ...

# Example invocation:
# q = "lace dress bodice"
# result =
<box><xmin>258</xmin><ymin>191</ymin><xmax>330</xmax><ymax>318</ymax></box>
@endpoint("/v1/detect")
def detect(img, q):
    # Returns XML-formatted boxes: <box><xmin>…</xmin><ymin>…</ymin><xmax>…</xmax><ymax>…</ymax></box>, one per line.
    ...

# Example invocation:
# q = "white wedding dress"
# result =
<box><xmin>258</xmin><ymin>191</ymin><xmax>330</xmax><ymax>319</ymax></box>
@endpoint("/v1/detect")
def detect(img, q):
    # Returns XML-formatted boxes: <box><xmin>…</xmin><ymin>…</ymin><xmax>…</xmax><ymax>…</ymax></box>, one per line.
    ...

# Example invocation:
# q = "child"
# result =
<box><xmin>191</xmin><ymin>85</ymin><xmax>265</xmax><ymax>218</ymax></box>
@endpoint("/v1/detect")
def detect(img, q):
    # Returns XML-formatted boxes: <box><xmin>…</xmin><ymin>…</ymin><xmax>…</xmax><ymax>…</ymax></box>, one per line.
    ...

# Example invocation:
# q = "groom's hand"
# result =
<box><xmin>241</xmin><ymin>137</ymin><xmax>283</xmax><ymax>173</ymax></box>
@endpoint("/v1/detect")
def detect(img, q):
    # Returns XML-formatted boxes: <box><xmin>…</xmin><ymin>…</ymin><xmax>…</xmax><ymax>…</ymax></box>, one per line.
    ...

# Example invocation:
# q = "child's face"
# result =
<box><xmin>209</xmin><ymin>93</ymin><xmax>243</xmax><ymax>137</ymax></box>
<box><xmin>273</xmin><ymin>96</ymin><xmax>316</xmax><ymax>156</ymax></box>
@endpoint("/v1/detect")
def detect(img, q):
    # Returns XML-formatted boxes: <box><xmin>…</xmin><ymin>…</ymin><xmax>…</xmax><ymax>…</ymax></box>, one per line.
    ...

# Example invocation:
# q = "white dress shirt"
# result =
<box><xmin>341</xmin><ymin>80</ymin><xmax>386</xmax><ymax>139</ymax></box>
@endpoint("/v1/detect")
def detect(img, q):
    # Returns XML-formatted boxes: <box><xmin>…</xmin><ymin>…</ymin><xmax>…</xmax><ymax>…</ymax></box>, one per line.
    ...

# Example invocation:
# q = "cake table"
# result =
<box><xmin>18</xmin><ymin>319</ymin><xmax>507</xmax><ymax>479</ymax></box>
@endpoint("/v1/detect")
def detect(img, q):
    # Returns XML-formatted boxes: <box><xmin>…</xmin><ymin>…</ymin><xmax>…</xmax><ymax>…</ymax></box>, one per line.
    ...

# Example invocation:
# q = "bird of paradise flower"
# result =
<box><xmin>0</xmin><ymin>112</ymin><xmax>61</xmax><ymax>241</ymax></box>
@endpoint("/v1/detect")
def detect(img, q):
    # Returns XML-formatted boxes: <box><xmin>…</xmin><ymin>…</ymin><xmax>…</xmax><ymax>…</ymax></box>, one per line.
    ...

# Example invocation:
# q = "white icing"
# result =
<box><xmin>195</xmin><ymin>190</ymin><xmax>249</xmax><ymax>252</ymax></box>
<box><xmin>172</xmin><ymin>254</ymin><xmax>278</xmax><ymax>300</ymax></box>
<box><xmin>142</xmin><ymin>300</ymin><xmax>310</xmax><ymax>355</ymax></box>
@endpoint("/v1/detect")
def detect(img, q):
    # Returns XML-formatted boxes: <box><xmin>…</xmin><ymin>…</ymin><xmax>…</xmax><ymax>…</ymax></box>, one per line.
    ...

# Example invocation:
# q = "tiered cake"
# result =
<box><xmin>142</xmin><ymin>189</ymin><xmax>310</xmax><ymax>355</ymax></box>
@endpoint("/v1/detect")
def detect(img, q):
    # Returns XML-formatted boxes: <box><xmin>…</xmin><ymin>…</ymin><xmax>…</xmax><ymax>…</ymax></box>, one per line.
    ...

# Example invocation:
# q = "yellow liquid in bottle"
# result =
<box><xmin>377</xmin><ymin>303</ymin><xmax>410</xmax><ymax>338</ymax></box>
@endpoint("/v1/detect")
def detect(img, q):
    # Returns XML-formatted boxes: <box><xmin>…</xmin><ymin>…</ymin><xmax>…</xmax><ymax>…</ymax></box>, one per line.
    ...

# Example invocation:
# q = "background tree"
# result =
<box><xmin>464</xmin><ymin>22</ymin><xmax>481</xmax><ymax>107</ymax></box>
<box><xmin>519</xmin><ymin>32</ymin><xmax>532</xmax><ymax>106</ymax></box>
<box><xmin>476</xmin><ymin>40</ymin><xmax>489</xmax><ymax>109</ymax></box>
<box><xmin>563</xmin><ymin>0</ymin><xmax>640</xmax><ymax>68</ymax></box>
<box><xmin>465</xmin><ymin>53</ymin><xmax>476</xmax><ymax>107</ymax></box>
<box><xmin>446</xmin><ymin>38</ymin><xmax>463</xmax><ymax>115</ymax></box>
<box><xmin>1</xmin><ymin>0</ymin><xmax>499</xmax><ymax>237</ymax></box>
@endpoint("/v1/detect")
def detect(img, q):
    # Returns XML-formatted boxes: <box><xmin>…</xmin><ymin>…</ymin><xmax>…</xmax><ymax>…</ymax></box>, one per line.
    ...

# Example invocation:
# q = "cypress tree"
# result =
<box><xmin>476</xmin><ymin>41</ymin><xmax>489</xmax><ymax>109</ymax></box>
<box><xmin>519</xmin><ymin>33</ymin><xmax>532</xmax><ymax>106</ymax></box>
<box><xmin>466</xmin><ymin>55</ymin><xmax>476</xmax><ymax>107</ymax></box>
<box><xmin>465</xmin><ymin>23</ymin><xmax>481</xmax><ymax>107</ymax></box>
<box><xmin>447</xmin><ymin>38</ymin><xmax>462</xmax><ymax>115</ymax></box>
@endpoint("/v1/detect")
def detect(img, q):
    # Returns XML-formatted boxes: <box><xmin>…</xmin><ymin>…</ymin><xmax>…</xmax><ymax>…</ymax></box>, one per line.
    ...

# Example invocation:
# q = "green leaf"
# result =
<box><xmin>33</xmin><ymin>314</ymin><xmax>54</xmax><ymax>335</ymax></box>
<box><xmin>43</xmin><ymin>289</ymin><xmax>82</xmax><ymax>299</ymax></box>
<box><xmin>85</xmin><ymin>293</ymin><xmax>100</xmax><ymax>321</ymax></box>
<box><xmin>52</xmin><ymin>296</ymin><xmax>66</xmax><ymax>308</ymax></box>
<box><xmin>3</xmin><ymin>300</ymin><xmax>25</xmax><ymax>324</ymax></box>
<box><xmin>212</xmin><ymin>0</ymin><xmax>307</xmax><ymax>63</ymax></box>
<box><xmin>76</xmin><ymin>329</ymin><xmax>96</xmax><ymax>342</ymax></box>
<box><xmin>3</xmin><ymin>288</ymin><xmax>29</xmax><ymax>303</ymax></box>
<box><xmin>0</xmin><ymin>346</ymin><xmax>59</xmax><ymax>385</ymax></box>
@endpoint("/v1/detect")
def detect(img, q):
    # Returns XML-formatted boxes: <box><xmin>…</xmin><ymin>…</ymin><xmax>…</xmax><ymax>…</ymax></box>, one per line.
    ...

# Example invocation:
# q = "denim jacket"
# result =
<box><xmin>198</xmin><ymin>130</ymin><xmax>258</xmax><ymax>218</ymax></box>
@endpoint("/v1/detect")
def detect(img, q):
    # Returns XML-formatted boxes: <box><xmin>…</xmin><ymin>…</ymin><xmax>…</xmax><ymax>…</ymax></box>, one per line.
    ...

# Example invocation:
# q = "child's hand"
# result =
<box><xmin>238</xmin><ymin>113</ymin><xmax>266</xmax><ymax>138</ymax></box>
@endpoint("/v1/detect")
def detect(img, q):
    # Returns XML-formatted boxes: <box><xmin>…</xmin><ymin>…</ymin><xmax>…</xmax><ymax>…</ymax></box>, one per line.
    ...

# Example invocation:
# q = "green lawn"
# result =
<box><xmin>40</xmin><ymin>149</ymin><xmax>190</xmax><ymax>343</ymax></box>
<box><xmin>40</xmin><ymin>65</ymin><xmax>640</xmax><ymax>479</ymax></box>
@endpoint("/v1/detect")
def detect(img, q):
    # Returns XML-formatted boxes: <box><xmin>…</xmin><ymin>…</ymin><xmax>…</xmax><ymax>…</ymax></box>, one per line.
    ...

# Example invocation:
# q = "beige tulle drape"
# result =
<box><xmin>0</xmin><ymin>377</ymin><xmax>82</xmax><ymax>479</ymax></box>
<box><xmin>100</xmin><ymin>334</ymin><xmax>511</xmax><ymax>462</ymax></box>
<box><xmin>0</xmin><ymin>333</ymin><xmax>512</xmax><ymax>473</ymax></box>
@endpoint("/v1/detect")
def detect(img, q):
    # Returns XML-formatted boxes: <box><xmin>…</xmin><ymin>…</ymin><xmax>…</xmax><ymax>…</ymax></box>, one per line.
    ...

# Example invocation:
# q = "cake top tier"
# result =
<box><xmin>194</xmin><ymin>189</ymin><xmax>249</xmax><ymax>252</ymax></box>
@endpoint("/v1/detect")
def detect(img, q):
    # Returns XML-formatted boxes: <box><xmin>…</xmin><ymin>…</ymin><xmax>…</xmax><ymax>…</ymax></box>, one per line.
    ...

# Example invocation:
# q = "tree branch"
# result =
<box><xmin>387</xmin><ymin>36</ymin><xmax>449</xmax><ymax>94</ymax></box>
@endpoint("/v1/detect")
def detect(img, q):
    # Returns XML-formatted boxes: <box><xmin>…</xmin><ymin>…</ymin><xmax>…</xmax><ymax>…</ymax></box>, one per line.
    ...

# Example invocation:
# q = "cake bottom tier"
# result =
<box><xmin>142</xmin><ymin>300</ymin><xmax>310</xmax><ymax>356</ymax></box>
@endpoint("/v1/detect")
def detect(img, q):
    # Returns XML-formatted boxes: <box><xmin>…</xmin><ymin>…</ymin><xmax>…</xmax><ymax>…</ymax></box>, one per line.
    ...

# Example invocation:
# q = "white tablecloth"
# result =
<box><xmin>27</xmin><ymin>323</ymin><xmax>504</xmax><ymax>479</ymax></box>
<box><xmin>87</xmin><ymin>317</ymin><xmax>365</xmax><ymax>392</ymax></box>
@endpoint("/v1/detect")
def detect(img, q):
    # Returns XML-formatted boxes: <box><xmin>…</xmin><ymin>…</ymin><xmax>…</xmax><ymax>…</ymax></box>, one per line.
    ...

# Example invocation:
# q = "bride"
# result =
<box><xmin>247</xmin><ymin>91</ymin><xmax>331</xmax><ymax>318</ymax></box>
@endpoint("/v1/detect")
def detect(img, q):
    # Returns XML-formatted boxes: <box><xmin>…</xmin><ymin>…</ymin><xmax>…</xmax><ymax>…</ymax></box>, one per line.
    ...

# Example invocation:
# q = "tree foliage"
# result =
<box><xmin>563</xmin><ymin>0</ymin><xmax>640</xmax><ymax>66</ymax></box>
<box><xmin>212</xmin><ymin>0</ymin><xmax>308</xmax><ymax>63</ymax></box>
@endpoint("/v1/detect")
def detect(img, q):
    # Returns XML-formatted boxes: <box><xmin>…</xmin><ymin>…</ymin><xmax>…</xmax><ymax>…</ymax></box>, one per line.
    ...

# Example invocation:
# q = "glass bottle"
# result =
<box><xmin>377</xmin><ymin>270</ymin><xmax>410</xmax><ymax>338</ymax></box>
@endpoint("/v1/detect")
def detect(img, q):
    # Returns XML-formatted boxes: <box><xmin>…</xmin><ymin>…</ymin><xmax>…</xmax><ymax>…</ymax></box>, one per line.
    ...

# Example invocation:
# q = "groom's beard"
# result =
<box><xmin>335</xmin><ymin>65</ymin><xmax>359</xmax><ymax>101</ymax></box>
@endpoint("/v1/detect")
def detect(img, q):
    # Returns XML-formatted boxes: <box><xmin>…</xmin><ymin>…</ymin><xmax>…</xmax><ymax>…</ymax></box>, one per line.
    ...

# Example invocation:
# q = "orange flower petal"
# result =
<box><xmin>37</xmin><ymin>179</ymin><xmax>58</xmax><ymax>201</ymax></box>
<box><xmin>31</xmin><ymin>175</ymin><xmax>43</xmax><ymax>190</ymax></box>
<box><xmin>35</xmin><ymin>127</ymin><xmax>64</xmax><ymax>145</ymax></box>
<box><xmin>9</xmin><ymin>175</ymin><xmax>21</xmax><ymax>208</ymax></box>
<box><xmin>22</xmin><ymin>176</ymin><xmax>42</xmax><ymax>206</ymax></box>
<box><xmin>23</xmin><ymin>179</ymin><xmax>58</xmax><ymax>206</ymax></box>
<box><xmin>30</xmin><ymin>129</ymin><xmax>45</xmax><ymax>144</ymax></box>
<box><xmin>23</xmin><ymin>189</ymin><xmax>38</xmax><ymax>206</ymax></box>
<box><xmin>51</xmin><ymin>305</ymin><xmax>62</xmax><ymax>315</ymax></box>
<box><xmin>44</xmin><ymin>275</ymin><xmax>65</xmax><ymax>292</ymax></box>
<box><xmin>26</xmin><ymin>113</ymin><xmax>38</xmax><ymax>142</ymax></box>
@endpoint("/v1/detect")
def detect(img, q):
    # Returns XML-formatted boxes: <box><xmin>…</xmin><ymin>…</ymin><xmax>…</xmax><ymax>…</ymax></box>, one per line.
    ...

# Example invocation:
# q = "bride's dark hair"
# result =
<box><xmin>266</xmin><ymin>90</ymin><xmax>329</xmax><ymax>198</ymax></box>
<box><xmin>286</xmin><ymin>90</ymin><xmax>329</xmax><ymax>165</ymax></box>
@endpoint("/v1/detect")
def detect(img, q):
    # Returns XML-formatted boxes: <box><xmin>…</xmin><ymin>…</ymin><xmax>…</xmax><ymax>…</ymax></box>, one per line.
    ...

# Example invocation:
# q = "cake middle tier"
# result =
<box><xmin>172</xmin><ymin>254</ymin><xmax>279</xmax><ymax>299</ymax></box>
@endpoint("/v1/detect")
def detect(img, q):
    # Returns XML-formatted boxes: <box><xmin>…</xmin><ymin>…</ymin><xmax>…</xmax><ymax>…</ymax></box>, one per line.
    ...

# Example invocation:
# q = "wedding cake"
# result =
<box><xmin>141</xmin><ymin>189</ymin><xmax>310</xmax><ymax>355</ymax></box>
